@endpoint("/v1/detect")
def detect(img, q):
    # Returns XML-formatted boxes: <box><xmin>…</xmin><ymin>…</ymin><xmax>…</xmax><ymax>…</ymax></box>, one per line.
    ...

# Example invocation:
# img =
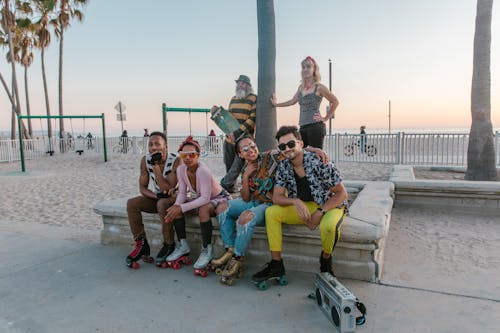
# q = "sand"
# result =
<box><xmin>0</xmin><ymin>154</ymin><xmax>393</xmax><ymax>230</ymax></box>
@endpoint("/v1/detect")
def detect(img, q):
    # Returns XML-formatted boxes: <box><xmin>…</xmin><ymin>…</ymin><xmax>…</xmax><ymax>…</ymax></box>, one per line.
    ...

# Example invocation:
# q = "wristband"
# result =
<box><xmin>316</xmin><ymin>207</ymin><xmax>326</xmax><ymax>216</ymax></box>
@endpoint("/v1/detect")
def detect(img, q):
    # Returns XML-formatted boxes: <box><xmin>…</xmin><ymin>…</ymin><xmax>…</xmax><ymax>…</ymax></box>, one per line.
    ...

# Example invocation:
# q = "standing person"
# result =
<box><xmin>125</xmin><ymin>131</ymin><xmax>182</xmax><ymax>268</ymax></box>
<box><xmin>211</xmin><ymin>74</ymin><xmax>257</xmax><ymax>193</ymax></box>
<box><xmin>252</xmin><ymin>126</ymin><xmax>348</xmax><ymax>287</ymax></box>
<box><xmin>121</xmin><ymin>129</ymin><xmax>129</xmax><ymax>153</ymax></box>
<box><xmin>271</xmin><ymin>56</ymin><xmax>339</xmax><ymax>149</ymax></box>
<box><xmin>143</xmin><ymin>128</ymin><xmax>150</xmax><ymax>137</ymax></box>
<box><xmin>212</xmin><ymin>135</ymin><xmax>328</xmax><ymax>285</ymax></box>
<box><xmin>164</xmin><ymin>136</ymin><xmax>231</xmax><ymax>275</ymax></box>
<box><xmin>359</xmin><ymin>125</ymin><xmax>367</xmax><ymax>153</ymax></box>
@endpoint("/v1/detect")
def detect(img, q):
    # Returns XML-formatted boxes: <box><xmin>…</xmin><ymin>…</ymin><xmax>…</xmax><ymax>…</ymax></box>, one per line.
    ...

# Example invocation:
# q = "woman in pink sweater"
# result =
<box><xmin>165</xmin><ymin>136</ymin><xmax>231</xmax><ymax>272</ymax></box>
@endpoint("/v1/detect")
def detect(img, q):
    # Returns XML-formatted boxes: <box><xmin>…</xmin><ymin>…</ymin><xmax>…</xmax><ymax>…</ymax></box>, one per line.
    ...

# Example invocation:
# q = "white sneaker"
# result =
<box><xmin>194</xmin><ymin>244</ymin><xmax>213</xmax><ymax>269</ymax></box>
<box><xmin>166</xmin><ymin>239</ymin><xmax>190</xmax><ymax>261</ymax></box>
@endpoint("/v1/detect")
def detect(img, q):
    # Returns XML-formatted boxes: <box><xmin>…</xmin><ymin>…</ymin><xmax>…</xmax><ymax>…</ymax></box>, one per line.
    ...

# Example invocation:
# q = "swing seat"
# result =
<box><xmin>76</xmin><ymin>150</ymin><xmax>84</xmax><ymax>155</ymax></box>
<box><xmin>46</xmin><ymin>150</ymin><xmax>54</xmax><ymax>156</ymax></box>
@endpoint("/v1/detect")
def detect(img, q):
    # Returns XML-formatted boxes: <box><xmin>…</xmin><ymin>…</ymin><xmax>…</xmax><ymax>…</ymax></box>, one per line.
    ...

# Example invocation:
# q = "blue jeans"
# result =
<box><xmin>217</xmin><ymin>198</ymin><xmax>270</xmax><ymax>257</ymax></box>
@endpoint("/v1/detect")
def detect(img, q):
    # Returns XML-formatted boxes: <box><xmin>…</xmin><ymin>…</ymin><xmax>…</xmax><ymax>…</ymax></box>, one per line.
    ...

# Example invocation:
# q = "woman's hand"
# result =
<box><xmin>270</xmin><ymin>93</ymin><xmax>277</xmax><ymax>107</ymax></box>
<box><xmin>165</xmin><ymin>204</ymin><xmax>182</xmax><ymax>223</ymax></box>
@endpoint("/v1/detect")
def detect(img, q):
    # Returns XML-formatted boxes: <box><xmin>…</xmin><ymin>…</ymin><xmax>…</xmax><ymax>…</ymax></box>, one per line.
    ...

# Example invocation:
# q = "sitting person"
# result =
<box><xmin>212</xmin><ymin>135</ymin><xmax>328</xmax><ymax>284</ymax></box>
<box><xmin>165</xmin><ymin>136</ymin><xmax>231</xmax><ymax>272</ymax></box>
<box><xmin>125</xmin><ymin>131</ymin><xmax>182</xmax><ymax>268</ymax></box>
<box><xmin>252</xmin><ymin>125</ymin><xmax>348</xmax><ymax>284</ymax></box>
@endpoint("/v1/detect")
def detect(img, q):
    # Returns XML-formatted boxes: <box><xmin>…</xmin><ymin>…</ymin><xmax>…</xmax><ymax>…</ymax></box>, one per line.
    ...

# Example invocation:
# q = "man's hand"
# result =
<box><xmin>293</xmin><ymin>199</ymin><xmax>311</xmax><ymax>224</ymax></box>
<box><xmin>306</xmin><ymin>210</ymin><xmax>322</xmax><ymax>230</ymax></box>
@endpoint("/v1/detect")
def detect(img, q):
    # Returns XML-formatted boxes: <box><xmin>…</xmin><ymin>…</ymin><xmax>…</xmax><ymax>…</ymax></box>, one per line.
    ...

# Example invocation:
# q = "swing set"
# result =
<box><xmin>17</xmin><ymin>114</ymin><xmax>108</xmax><ymax>172</ymax></box>
<box><xmin>161</xmin><ymin>102</ymin><xmax>210</xmax><ymax>135</ymax></box>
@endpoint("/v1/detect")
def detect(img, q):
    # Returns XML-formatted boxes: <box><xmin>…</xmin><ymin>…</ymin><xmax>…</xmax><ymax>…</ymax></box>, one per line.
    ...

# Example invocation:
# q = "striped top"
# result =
<box><xmin>146</xmin><ymin>152</ymin><xmax>178</xmax><ymax>194</ymax></box>
<box><xmin>227</xmin><ymin>93</ymin><xmax>257</xmax><ymax>142</ymax></box>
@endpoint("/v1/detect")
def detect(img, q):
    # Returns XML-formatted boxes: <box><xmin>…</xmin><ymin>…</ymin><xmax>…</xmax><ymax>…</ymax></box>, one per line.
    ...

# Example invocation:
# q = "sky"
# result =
<box><xmin>1</xmin><ymin>0</ymin><xmax>499</xmax><ymax>137</ymax></box>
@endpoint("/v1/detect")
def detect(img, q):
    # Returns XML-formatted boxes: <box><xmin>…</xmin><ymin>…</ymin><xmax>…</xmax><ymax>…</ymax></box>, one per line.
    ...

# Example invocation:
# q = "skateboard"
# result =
<box><xmin>210</xmin><ymin>107</ymin><xmax>240</xmax><ymax>136</ymax></box>
<box><xmin>167</xmin><ymin>255</ymin><xmax>192</xmax><ymax>270</ymax></box>
<box><xmin>252</xmin><ymin>275</ymin><xmax>288</xmax><ymax>290</ymax></box>
<box><xmin>126</xmin><ymin>255</ymin><xmax>154</xmax><ymax>269</ymax></box>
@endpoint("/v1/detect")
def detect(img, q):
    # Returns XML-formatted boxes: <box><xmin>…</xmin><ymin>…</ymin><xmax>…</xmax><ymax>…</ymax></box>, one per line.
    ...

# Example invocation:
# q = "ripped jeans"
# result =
<box><xmin>217</xmin><ymin>198</ymin><xmax>271</xmax><ymax>257</ymax></box>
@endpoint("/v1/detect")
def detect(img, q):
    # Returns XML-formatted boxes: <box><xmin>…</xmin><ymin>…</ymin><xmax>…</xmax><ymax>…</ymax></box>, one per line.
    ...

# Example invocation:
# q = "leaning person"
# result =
<box><xmin>212</xmin><ymin>135</ymin><xmax>327</xmax><ymax>285</ymax></box>
<box><xmin>126</xmin><ymin>131</ymin><xmax>182</xmax><ymax>268</ymax></box>
<box><xmin>164</xmin><ymin>136</ymin><xmax>231</xmax><ymax>274</ymax></box>
<box><xmin>252</xmin><ymin>125</ymin><xmax>348</xmax><ymax>285</ymax></box>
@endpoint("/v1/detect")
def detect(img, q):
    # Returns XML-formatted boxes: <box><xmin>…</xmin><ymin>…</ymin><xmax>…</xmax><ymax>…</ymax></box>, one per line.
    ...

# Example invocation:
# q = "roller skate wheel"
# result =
<box><xmin>131</xmin><ymin>262</ymin><xmax>140</xmax><ymax>270</ymax></box>
<box><xmin>201</xmin><ymin>270</ymin><xmax>208</xmax><ymax>277</ymax></box>
<box><xmin>161</xmin><ymin>262</ymin><xmax>168</xmax><ymax>269</ymax></box>
<box><xmin>183</xmin><ymin>257</ymin><xmax>192</xmax><ymax>265</ymax></box>
<box><xmin>143</xmin><ymin>256</ymin><xmax>154</xmax><ymax>263</ymax></box>
<box><xmin>226</xmin><ymin>279</ymin><xmax>234</xmax><ymax>286</ymax></box>
<box><xmin>215</xmin><ymin>268</ymin><xmax>223</xmax><ymax>276</ymax></box>
<box><xmin>171</xmin><ymin>262</ymin><xmax>181</xmax><ymax>270</ymax></box>
<box><xmin>257</xmin><ymin>281</ymin><xmax>268</xmax><ymax>290</ymax></box>
<box><xmin>237</xmin><ymin>271</ymin><xmax>244</xmax><ymax>279</ymax></box>
<box><xmin>279</xmin><ymin>276</ymin><xmax>288</xmax><ymax>286</ymax></box>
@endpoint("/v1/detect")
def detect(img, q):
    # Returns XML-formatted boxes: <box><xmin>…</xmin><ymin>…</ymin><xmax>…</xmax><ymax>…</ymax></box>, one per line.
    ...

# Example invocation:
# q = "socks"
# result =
<box><xmin>200</xmin><ymin>221</ymin><xmax>213</xmax><ymax>248</ymax></box>
<box><xmin>173</xmin><ymin>218</ymin><xmax>186</xmax><ymax>241</ymax></box>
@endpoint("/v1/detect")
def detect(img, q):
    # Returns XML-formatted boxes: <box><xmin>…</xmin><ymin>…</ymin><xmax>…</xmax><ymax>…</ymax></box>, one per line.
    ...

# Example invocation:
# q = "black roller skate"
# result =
<box><xmin>126</xmin><ymin>237</ymin><xmax>153</xmax><ymax>269</ymax></box>
<box><xmin>155</xmin><ymin>242</ymin><xmax>176</xmax><ymax>268</ymax></box>
<box><xmin>251</xmin><ymin>259</ymin><xmax>288</xmax><ymax>290</ymax></box>
<box><xmin>319</xmin><ymin>252</ymin><xmax>335</xmax><ymax>276</ymax></box>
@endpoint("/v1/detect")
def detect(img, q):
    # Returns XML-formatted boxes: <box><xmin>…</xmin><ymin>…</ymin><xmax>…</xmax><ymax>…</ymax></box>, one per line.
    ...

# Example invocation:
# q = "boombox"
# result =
<box><xmin>313</xmin><ymin>272</ymin><xmax>366</xmax><ymax>333</ymax></box>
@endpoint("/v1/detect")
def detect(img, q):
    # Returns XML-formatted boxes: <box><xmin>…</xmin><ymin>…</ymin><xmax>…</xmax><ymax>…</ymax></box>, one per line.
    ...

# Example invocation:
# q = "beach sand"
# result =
<box><xmin>0</xmin><ymin>154</ymin><xmax>393</xmax><ymax>230</ymax></box>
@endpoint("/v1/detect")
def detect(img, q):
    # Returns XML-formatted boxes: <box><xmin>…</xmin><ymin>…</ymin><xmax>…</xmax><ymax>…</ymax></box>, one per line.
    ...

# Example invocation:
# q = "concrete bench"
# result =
<box><xmin>94</xmin><ymin>181</ymin><xmax>394</xmax><ymax>282</ymax></box>
<box><xmin>390</xmin><ymin>165</ymin><xmax>500</xmax><ymax>212</ymax></box>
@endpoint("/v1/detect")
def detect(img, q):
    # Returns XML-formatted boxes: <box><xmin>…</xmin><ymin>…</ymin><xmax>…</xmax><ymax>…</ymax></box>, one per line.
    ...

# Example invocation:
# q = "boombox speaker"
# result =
<box><xmin>314</xmin><ymin>272</ymin><xmax>366</xmax><ymax>332</ymax></box>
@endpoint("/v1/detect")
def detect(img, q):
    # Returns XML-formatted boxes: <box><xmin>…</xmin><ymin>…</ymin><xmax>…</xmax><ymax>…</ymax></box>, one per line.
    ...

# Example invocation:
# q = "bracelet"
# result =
<box><xmin>316</xmin><ymin>207</ymin><xmax>326</xmax><ymax>216</ymax></box>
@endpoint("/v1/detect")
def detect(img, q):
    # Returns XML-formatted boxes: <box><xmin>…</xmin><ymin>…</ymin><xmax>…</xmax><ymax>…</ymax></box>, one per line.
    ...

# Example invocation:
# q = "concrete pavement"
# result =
<box><xmin>1</xmin><ymin>220</ymin><xmax>499</xmax><ymax>333</ymax></box>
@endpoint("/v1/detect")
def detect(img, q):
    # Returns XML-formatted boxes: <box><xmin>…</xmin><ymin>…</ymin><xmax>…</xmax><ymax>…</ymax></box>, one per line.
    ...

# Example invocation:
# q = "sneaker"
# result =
<box><xmin>251</xmin><ymin>259</ymin><xmax>285</xmax><ymax>283</ymax></box>
<box><xmin>319</xmin><ymin>252</ymin><xmax>335</xmax><ymax>276</ymax></box>
<box><xmin>166</xmin><ymin>239</ymin><xmax>190</xmax><ymax>261</ymax></box>
<box><xmin>194</xmin><ymin>244</ymin><xmax>213</xmax><ymax>269</ymax></box>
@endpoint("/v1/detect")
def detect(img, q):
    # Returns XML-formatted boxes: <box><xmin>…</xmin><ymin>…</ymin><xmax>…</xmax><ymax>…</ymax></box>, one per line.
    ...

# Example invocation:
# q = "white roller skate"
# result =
<box><xmin>193</xmin><ymin>244</ymin><xmax>213</xmax><ymax>277</ymax></box>
<box><xmin>166</xmin><ymin>239</ymin><xmax>191</xmax><ymax>269</ymax></box>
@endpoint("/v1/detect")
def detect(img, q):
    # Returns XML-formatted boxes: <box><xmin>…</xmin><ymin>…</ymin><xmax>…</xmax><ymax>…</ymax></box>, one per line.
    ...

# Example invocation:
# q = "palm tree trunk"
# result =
<box><xmin>465</xmin><ymin>0</ymin><xmax>497</xmax><ymax>181</ymax></box>
<box><xmin>255</xmin><ymin>0</ymin><xmax>277</xmax><ymax>152</ymax></box>
<box><xmin>24</xmin><ymin>65</ymin><xmax>33</xmax><ymax>137</ymax></box>
<box><xmin>58</xmin><ymin>26</ymin><xmax>65</xmax><ymax>136</ymax></box>
<box><xmin>41</xmin><ymin>47</ymin><xmax>52</xmax><ymax>138</ymax></box>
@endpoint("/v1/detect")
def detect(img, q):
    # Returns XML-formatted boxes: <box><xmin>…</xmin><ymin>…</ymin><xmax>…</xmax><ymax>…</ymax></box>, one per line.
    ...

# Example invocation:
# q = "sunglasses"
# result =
<box><xmin>278</xmin><ymin>140</ymin><xmax>298</xmax><ymax>151</ymax></box>
<box><xmin>179</xmin><ymin>151</ymin><xmax>199</xmax><ymax>159</ymax></box>
<box><xmin>240</xmin><ymin>143</ymin><xmax>257</xmax><ymax>153</ymax></box>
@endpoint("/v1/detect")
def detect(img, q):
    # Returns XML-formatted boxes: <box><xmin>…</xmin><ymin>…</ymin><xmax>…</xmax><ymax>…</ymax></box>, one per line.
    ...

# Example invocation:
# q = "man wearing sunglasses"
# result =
<box><xmin>212</xmin><ymin>135</ymin><xmax>327</xmax><ymax>285</ymax></box>
<box><xmin>252</xmin><ymin>125</ymin><xmax>348</xmax><ymax>285</ymax></box>
<box><xmin>125</xmin><ymin>131</ymin><xmax>182</xmax><ymax>269</ymax></box>
<box><xmin>211</xmin><ymin>74</ymin><xmax>257</xmax><ymax>193</ymax></box>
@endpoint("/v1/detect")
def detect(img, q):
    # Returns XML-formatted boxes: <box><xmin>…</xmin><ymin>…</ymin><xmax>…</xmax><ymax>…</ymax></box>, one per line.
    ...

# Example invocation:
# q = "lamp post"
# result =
<box><xmin>328</xmin><ymin>58</ymin><xmax>332</xmax><ymax>135</ymax></box>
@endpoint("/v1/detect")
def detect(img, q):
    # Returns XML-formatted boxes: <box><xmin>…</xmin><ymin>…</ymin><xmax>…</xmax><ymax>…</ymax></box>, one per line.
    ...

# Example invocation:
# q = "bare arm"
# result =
<box><xmin>317</xmin><ymin>84</ymin><xmax>339</xmax><ymax>121</ymax></box>
<box><xmin>271</xmin><ymin>88</ymin><xmax>299</xmax><ymax>108</ymax></box>
<box><xmin>138</xmin><ymin>157</ymin><xmax>156</xmax><ymax>199</ymax></box>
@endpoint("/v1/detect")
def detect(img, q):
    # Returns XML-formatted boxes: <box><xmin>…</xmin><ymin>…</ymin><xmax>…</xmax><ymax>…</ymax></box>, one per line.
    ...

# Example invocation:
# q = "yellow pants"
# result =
<box><xmin>265</xmin><ymin>202</ymin><xmax>345</xmax><ymax>254</ymax></box>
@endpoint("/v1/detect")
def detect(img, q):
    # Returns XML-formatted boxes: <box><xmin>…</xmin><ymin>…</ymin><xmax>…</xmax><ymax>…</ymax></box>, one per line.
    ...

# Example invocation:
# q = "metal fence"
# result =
<box><xmin>1</xmin><ymin>132</ymin><xmax>499</xmax><ymax>167</ymax></box>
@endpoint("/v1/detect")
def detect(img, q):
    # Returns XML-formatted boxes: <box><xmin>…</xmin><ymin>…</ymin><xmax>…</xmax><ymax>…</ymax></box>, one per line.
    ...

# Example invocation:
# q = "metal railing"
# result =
<box><xmin>2</xmin><ymin>132</ymin><xmax>499</xmax><ymax>167</ymax></box>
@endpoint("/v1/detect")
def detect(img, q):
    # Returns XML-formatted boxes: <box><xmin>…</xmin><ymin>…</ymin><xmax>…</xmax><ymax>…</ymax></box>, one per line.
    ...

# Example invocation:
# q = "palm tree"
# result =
<box><xmin>51</xmin><ymin>0</ymin><xmax>87</xmax><ymax>139</ymax></box>
<box><xmin>255</xmin><ymin>0</ymin><xmax>277</xmax><ymax>151</ymax></box>
<box><xmin>465</xmin><ymin>0</ymin><xmax>496</xmax><ymax>180</ymax></box>
<box><xmin>34</xmin><ymin>0</ymin><xmax>56</xmax><ymax>139</ymax></box>
<box><xmin>1</xmin><ymin>0</ymin><xmax>28</xmax><ymax>139</ymax></box>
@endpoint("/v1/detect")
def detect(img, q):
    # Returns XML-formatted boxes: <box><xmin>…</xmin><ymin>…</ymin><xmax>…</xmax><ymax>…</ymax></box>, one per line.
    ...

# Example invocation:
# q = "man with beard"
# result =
<box><xmin>211</xmin><ymin>74</ymin><xmax>257</xmax><ymax>193</ymax></box>
<box><xmin>125</xmin><ymin>131</ymin><xmax>182</xmax><ymax>269</ymax></box>
<box><xmin>252</xmin><ymin>125</ymin><xmax>348</xmax><ymax>287</ymax></box>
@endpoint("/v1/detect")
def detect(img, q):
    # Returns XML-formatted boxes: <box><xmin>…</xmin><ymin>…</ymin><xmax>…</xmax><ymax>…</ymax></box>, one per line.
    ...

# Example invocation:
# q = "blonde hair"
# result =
<box><xmin>301</xmin><ymin>56</ymin><xmax>321</xmax><ymax>83</ymax></box>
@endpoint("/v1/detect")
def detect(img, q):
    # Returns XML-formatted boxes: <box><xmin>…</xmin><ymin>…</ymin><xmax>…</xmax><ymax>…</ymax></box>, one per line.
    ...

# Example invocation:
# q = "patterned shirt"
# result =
<box><xmin>226</xmin><ymin>93</ymin><xmax>257</xmax><ymax>142</ymax></box>
<box><xmin>241</xmin><ymin>149</ymin><xmax>283</xmax><ymax>203</ymax></box>
<box><xmin>146</xmin><ymin>152</ymin><xmax>177</xmax><ymax>194</ymax></box>
<box><xmin>274</xmin><ymin>151</ymin><xmax>347</xmax><ymax>207</ymax></box>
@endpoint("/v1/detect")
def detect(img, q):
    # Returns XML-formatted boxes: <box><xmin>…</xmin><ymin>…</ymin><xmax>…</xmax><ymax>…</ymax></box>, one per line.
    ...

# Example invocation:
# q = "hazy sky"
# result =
<box><xmin>1</xmin><ymin>0</ymin><xmax>499</xmax><ymax>136</ymax></box>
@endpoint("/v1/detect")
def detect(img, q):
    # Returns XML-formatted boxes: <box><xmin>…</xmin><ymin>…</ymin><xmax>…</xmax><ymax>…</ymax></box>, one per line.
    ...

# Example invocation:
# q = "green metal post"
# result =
<box><xmin>17</xmin><ymin>114</ymin><xmax>26</xmax><ymax>172</ymax></box>
<box><xmin>162</xmin><ymin>103</ymin><xmax>167</xmax><ymax>134</ymax></box>
<box><xmin>101</xmin><ymin>113</ymin><xmax>107</xmax><ymax>162</ymax></box>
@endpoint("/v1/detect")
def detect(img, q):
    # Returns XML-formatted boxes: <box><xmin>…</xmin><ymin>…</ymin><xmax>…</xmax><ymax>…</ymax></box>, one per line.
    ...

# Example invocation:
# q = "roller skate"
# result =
<box><xmin>220</xmin><ymin>256</ymin><xmax>244</xmax><ymax>286</ymax></box>
<box><xmin>251</xmin><ymin>259</ymin><xmax>288</xmax><ymax>290</ymax></box>
<box><xmin>208</xmin><ymin>247</ymin><xmax>234</xmax><ymax>275</ymax></box>
<box><xmin>155</xmin><ymin>242</ymin><xmax>176</xmax><ymax>268</ymax></box>
<box><xmin>319</xmin><ymin>251</ymin><xmax>335</xmax><ymax>276</ymax></box>
<box><xmin>125</xmin><ymin>237</ymin><xmax>153</xmax><ymax>269</ymax></box>
<box><xmin>193</xmin><ymin>244</ymin><xmax>213</xmax><ymax>277</ymax></box>
<box><xmin>166</xmin><ymin>239</ymin><xmax>191</xmax><ymax>269</ymax></box>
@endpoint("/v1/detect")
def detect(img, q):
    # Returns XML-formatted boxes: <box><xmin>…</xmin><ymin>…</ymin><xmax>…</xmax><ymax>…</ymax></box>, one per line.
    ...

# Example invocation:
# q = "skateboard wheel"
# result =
<box><xmin>279</xmin><ymin>276</ymin><xmax>288</xmax><ymax>286</ymax></box>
